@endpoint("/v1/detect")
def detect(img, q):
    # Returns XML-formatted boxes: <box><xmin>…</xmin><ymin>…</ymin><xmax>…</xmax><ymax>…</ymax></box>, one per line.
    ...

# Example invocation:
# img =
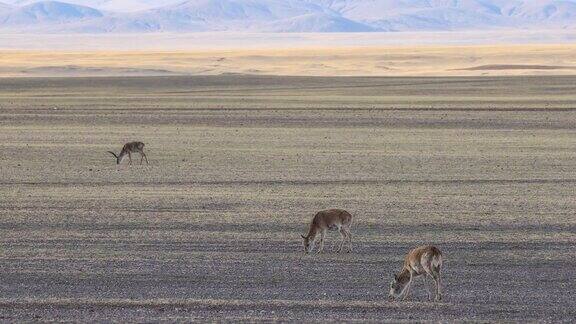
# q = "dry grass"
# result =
<box><xmin>1</xmin><ymin>44</ymin><xmax>576</xmax><ymax>77</ymax></box>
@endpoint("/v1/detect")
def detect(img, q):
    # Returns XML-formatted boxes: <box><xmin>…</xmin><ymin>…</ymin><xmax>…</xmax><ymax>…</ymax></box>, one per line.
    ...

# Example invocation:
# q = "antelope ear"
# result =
<box><xmin>301</xmin><ymin>234</ymin><xmax>306</xmax><ymax>239</ymax></box>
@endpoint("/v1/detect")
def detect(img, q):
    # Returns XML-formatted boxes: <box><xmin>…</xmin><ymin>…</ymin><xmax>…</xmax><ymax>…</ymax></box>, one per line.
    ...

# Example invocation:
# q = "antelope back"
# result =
<box><xmin>406</xmin><ymin>246</ymin><xmax>442</xmax><ymax>272</ymax></box>
<box><xmin>124</xmin><ymin>142</ymin><xmax>145</xmax><ymax>152</ymax></box>
<box><xmin>313</xmin><ymin>209</ymin><xmax>352</xmax><ymax>230</ymax></box>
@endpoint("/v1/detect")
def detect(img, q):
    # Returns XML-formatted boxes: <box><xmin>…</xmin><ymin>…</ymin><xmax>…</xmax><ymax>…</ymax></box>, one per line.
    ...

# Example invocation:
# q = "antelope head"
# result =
<box><xmin>389</xmin><ymin>273</ymin><xmax>408</xmax><ymax>301</ymax></box>
<box><xmin>301</xmin><ymin>234</ymin><xmax>314</xmax><ymax>254</ymax></box>
<box><xmin>108</xmin><ymin>151</ymin><xmax>121</xmax><ymax>164</ymax></box>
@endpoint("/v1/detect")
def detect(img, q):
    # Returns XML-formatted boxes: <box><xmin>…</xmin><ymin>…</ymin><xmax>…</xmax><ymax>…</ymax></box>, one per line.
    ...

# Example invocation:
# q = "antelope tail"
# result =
<box><xmin>107</xmin><ymin>151</ymin><xmax>119</xmax><ymax>159</ymax></box>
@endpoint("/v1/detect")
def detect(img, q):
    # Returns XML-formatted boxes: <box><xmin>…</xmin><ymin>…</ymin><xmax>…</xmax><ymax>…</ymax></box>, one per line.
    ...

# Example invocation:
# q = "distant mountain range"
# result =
<box><xmin>0</xmin><ymin>0</ymin><xmax>575</xmax><ymax>33</ymax></box>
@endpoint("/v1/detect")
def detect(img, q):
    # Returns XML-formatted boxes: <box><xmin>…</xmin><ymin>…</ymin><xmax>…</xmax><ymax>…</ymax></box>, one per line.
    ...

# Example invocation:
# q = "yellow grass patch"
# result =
<box><xmin>1</xmin><ymin>44</ymin><xmax>575</xmax><ymax>77</ymax></box>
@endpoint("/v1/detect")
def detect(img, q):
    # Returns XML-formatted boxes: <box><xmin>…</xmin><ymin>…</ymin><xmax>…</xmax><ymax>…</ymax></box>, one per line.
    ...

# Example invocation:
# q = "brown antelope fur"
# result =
<box><xmin>301</xmin><ymin>209</ymin><xmax>353</xmax><ymax>254</ymax></box>
<box><xmin>108</xmin><ymin>142</ymin><xmax>149</xmax><ymax>165</ymax></box>
<box><xmin>389</xmin><ymin>245</ymin><xmax>443</xmax><ymax>302</ymax></box>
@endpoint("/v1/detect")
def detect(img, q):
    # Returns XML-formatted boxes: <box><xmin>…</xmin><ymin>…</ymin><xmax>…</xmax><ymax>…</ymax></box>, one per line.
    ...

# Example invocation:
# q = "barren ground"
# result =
<box><xmin>0</xmin><ymin>75</ymin><xmax>575</xmax><ymax>322</ymax></box>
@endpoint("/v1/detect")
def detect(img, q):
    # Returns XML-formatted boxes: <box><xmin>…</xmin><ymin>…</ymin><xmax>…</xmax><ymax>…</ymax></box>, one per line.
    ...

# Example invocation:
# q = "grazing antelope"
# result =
<box><xmin>389</xmin><ymin>245</ymin><xmax>443</xmax><ymax>302</ymax></box>
<box><xmin>301</xmin><ymin>209</ymin><xmax>353</xmax><ymax>254</ymax></box>
<box><xmin>108</xmin><ymin>142</ymin><xmax>149</xmax><ymax>165</ymax></box>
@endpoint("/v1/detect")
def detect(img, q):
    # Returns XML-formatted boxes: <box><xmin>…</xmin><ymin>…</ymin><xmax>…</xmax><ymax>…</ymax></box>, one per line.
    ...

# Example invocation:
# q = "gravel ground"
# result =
<box><xmin>0</xmin><ymin>76</ymin><xmax>575</xmax><ymax>322</ymax></box>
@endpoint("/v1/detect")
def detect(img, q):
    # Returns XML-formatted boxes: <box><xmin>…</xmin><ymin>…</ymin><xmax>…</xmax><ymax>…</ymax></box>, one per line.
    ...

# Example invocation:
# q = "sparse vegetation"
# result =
<box><xmin>1</xmin><ymin>44</ymin><xmax>576</xmax><ymax>77</ymax></box>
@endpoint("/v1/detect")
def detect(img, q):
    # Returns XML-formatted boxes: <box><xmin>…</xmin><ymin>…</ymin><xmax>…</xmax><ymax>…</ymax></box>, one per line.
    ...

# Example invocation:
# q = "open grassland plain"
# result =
<box><xmin>1</xmin><ymin>75</ymin><xmax>576</xmax><ymax>321</ymax></box>
<box><xmin>1</xmin><ymin>44</ymin><xmax>576</xmax><ymax>77</ymax></box>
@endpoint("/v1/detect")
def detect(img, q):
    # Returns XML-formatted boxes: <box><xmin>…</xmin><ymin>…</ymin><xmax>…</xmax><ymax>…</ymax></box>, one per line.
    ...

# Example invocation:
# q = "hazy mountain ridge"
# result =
<box><xmin>0</xmin><ymin>1</ymin><xmax>13</xmax><ymax>12</ymax></box>
<box><xmin>4</xmin><ymin>0</ymin><xmax>181</xmax><ymax>12</ymax></box>
<box><xmin>311</xmin><ymin>0</ymin><xmax>576</xmax><ymax>30</ymax></box>
<box><xmin>1</xmin><ymin>1</ymin><xmax>102</xmax><ymax>27</ymax></box>
<box><xmin>0</xmin><ymin>0</ymin><xmax>575</xmax><ymax>32</ymax></box>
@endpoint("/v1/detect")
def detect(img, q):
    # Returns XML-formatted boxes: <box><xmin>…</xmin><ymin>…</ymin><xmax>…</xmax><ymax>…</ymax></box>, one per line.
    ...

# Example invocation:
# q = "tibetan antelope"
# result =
<box><xmin>108</xmin><ymin>142</ymin><xmax>149</xmax><ymax>165</ymax></box>
<box><xmin>389</xmin><ymin>245</ymin><xmax>443</xmax><ymax>302</ymax></box>
<box><xmin>301</xmin><ymin>209</ymin><xmax>353</xmax><ymax>254</ymax></box>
